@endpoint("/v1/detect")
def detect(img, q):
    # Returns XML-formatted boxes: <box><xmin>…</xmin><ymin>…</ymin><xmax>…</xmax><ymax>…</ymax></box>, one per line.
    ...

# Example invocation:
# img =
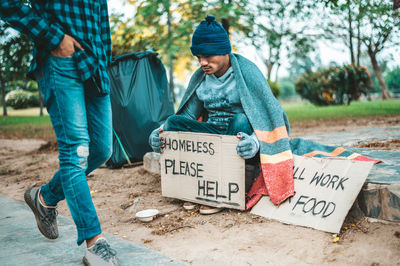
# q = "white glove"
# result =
<box><xmin>148</xmin><ymin>126</ymin><xmax>164</xmax><ymax>153</ymax></box>
<box><xmin>236</xmin><ymin>132</ymin><xmax>259</xmax><ymax>159</ymax></box>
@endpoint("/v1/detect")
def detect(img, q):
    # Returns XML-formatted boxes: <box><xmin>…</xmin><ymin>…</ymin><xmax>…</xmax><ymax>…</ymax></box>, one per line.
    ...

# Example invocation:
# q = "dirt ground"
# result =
<box><xmin>1</xmin><ymin>115</ymin><xmax>400</xmax><ymax>265</ymax></box>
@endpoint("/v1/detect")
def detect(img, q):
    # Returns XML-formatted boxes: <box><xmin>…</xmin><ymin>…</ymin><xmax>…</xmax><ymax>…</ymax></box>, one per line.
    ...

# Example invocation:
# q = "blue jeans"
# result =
<box><xmin>164</xmin><ymin>113</ymin><xmax>253</xmax><ymax>136</ymax></box>
<box><xmin>37</xmin><ymin>55</ymin><xmax>112</xmax><ymax>245</ymax></box>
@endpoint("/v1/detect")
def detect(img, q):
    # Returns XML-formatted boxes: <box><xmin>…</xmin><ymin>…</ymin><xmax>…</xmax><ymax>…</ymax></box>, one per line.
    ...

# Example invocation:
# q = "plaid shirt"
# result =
<box><xmin>0</xmin><ymin>0</ymin><xmax>112</xmax><ymax>95</ymax></box>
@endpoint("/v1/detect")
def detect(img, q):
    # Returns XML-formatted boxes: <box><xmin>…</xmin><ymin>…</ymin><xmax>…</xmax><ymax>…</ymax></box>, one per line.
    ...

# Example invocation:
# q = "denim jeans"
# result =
<box><xmin>164</xmin><ymin>113</ymin><xmax>253</xmax><ymax>136</ymax></box>
<box><xmin>37</xmin><ymin>55</ymin><xmax>112</xmax><ymax>245</ymax></box>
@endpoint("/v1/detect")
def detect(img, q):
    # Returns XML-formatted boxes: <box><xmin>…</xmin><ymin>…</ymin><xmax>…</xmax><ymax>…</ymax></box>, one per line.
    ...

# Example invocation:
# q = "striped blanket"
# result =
<box><xmin>177</xmin><ymin>53</ymin><xmax>380</xmax><ymax>209</ymax></box>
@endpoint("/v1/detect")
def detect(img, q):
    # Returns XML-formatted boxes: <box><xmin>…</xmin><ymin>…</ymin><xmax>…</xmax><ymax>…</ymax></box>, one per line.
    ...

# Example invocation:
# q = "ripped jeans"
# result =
<box><xmin>37</xmin><ymin>55</ymin><xmax>112</xmax><ymax>245</ymax></box>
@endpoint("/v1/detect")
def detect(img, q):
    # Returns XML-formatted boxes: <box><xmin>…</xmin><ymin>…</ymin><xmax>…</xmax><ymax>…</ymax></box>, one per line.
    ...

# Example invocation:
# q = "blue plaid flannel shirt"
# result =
<box><xmin>0</xmin><ymin>0</ymin><xmax>112</xmax><ymax>95</ymax></box>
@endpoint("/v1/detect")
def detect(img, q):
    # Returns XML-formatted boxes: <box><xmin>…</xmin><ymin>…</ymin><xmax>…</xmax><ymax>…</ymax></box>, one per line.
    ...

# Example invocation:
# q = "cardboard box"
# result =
<box><xmin>251</xmin><ymin>155</ymin><xmax>374</xmax><ymax>233</ymax></box>
<box><xmin>160</xmin><ymin>131</ymin><xmax>375</xmax><ymax>233</ymax></box>
<box><xmin>160</xmin><ymin>131</ymin><xmax>245</xmax><ymax>210</ymax></box>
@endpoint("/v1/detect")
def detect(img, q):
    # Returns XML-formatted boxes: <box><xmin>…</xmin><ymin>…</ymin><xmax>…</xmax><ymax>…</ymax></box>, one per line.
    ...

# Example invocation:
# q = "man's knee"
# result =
<box><xmin>228</xmin><ymin>113</ymin><xmax>252</xmax><ymax>135</ymax></box>
<box><xmin>164</xmin><ymin>115</ymin><xmax>187</xmax><ymax>131</ymax></box>
<box><xmin>76</xmin><ymin>144</ymin><xmax>90</xmax><ymax>169</ymax></box>
<box><xmin>74</xmin><ymin>141</ymin><xmax>112</xmax><ymax>169</ymax></box>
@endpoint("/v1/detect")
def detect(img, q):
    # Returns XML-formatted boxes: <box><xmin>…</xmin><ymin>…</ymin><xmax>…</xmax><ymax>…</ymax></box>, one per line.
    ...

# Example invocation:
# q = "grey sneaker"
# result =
<box><xmin>83</xmin><ymin>238</ymin><xmax>118</xmax><ymax>266</ymax></box>
<box><xmin>24</xmin><ymin>188</ymin><xmax>58</xmax><ymax>239</ymax></box>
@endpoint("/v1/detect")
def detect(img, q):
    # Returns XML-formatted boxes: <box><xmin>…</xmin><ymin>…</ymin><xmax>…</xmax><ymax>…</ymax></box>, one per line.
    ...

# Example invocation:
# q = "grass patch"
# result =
<box><xmin>282</xmin><ymin>100</ymin><xmax>400</xmax><ymax>122</ymax></box>
<box><xmin>1</xmin><ymin>101</ymin><xmax>399</xmax><ymax>139</ymax></box>
<box><xmin>0</xmin><ymin>113</ymin><xmax>54</xmax><ymax>139</ymax></box>
<box><xmin>0</xmin><ymin>107</ymin><xmax>53</xmax><ymax>139</ymax></box>
<box><xmin>4</xmin><ymin>107</ymin><xmax>49</xmax><ymax>117</ymax></box>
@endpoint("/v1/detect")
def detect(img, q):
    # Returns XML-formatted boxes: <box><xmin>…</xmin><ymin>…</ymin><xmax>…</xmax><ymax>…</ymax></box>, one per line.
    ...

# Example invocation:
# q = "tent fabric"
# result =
<box><xmin>106</xmin><ymin>50</ymin><xmax>174</xmax><ymax>168</ymax></box>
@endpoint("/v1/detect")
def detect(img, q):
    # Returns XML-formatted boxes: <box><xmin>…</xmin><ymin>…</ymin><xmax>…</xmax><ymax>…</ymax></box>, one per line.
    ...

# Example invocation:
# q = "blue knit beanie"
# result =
<box><xmin>190</xmin><ymin>16</ymin><xmax>232</xmax><ymax>56</ymax></box>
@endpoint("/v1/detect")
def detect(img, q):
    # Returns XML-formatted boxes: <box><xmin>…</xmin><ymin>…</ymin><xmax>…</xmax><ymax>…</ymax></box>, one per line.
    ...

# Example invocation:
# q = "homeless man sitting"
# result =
<box><xmin>149</xmin><ymin>15</ymin><xmax>290</xmax><ymax>214</ymax></box>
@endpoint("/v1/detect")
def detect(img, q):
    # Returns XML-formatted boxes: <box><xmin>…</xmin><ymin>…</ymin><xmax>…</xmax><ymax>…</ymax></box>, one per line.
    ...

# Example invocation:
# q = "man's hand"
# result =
<box><xmin>236</xmin><ymin>132</ymin><xmax>259</xmax><ymax>159</ymax></box>
<box><xmin>51</xmin><ymin>34</ymin><xmax>83</xmax><ymax>57</ymax></box>
<box><xmin>149</xmin><ymin>127</ymin><xmax>164</xmax><ymax>153</ymax></box>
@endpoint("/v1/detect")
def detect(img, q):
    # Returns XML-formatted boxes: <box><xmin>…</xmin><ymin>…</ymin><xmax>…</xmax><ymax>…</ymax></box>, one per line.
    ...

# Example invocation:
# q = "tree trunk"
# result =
<box><xmin>356</xmin><ymin>23</ymin><xmax>361</xmax><ymax>67</ymax></box>
<box><xmin>166</xmin><ymin>3</ymin><xmax>176</xmax><ymax>103</ymax></box>
<box><xmin>266</xmin><ymin>46</ymin><xmax>273</xmax><ymax>80</ymax></box>
<box><xmin>266</xmin><ymin>60</ymin><xmax>273</xmax><ymax>81</ymax></box>
<box><xmin>168</xmin><ymin>62</ymin><xmax>175</xmax><ymax>103</ymax></box>
<box><xmin>1</xmin><ymin>80</ymin><xmax>7</xmax><ymax>117</ymax></box>
<box><xmin>0</xmin><ymin>68</ymin><xmax>7</xmax><ymax>116</ymax></box>
<box><xmin>39</xmin><ymin>90</ymin><xmax>44</xmax><ymax>116</ymax></box>
<box><xmin>347</xmin><ymin>1</ymin><xmax>355</xmax><ymax>65</ymax></box>
<box><xmin>275</xmin><ymin>63</ymin><xmax>281</xmax><ymax>82</ymax></box>
<box><xmin>368</xmin><ymin>49</ymin><xmax>390</xmax><ymax>99</ymax></box>
<box><xmin>356</xmin><ymin>3</ymin><xmax>361</xmax><ymax>67</ymax></box>
<box><xmin>221</xmin><ymin>18</ymin><xmax>230</xmax><ymax>36</ymax></box>
<box><xmin>220</xmin><ymin>0</ymin><xmax>231</xmax><ymax>36</ymax></box>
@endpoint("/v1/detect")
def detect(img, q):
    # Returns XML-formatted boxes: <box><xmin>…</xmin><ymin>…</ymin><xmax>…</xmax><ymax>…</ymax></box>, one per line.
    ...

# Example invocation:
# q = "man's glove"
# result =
<box><xmin>236</xmin><ymin>132</ymin><xmax>259</xmax><ymax>159</ymax></box>
<box><xmin>149</xmin><ymin>127</ymin><xmax>164</xmax><ymax>153</ymax></box>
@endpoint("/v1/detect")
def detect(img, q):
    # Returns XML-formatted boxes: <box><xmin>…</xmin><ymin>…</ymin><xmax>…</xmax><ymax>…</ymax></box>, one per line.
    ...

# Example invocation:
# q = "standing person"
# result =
<box><xmin>0</xmin><ymin>1</ymin><xmax>118</xmax><ymax>265</ymax></box>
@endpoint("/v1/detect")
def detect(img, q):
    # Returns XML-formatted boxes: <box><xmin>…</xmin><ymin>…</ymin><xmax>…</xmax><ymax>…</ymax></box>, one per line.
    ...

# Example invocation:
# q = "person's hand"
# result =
<box><xmin>149</xmin><ymin>127</ymin><xmax>164</xmax><ymax>153</ymax></box>
<box><xmin>51</xmin><ymin>34</ymin><xmax>83</xmax><ymax>57</ymax></box>
<box><xmin>236</xmin><ymin>132</ymin><xmax>259</xmax><ymax>159</ymax></box>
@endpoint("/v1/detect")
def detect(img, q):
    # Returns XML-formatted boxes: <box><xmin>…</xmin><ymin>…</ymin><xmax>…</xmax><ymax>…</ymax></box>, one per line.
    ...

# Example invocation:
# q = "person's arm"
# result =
<box><xmin>178</xmin><ymin>93</ymin><xmax>203</xmax><ymax>120</ymax></box>
<box><xmin>0</xmin><ymin>0</ymin><xmax>64</xmax><ymax>52</ymax></box>
<box><xmin>99</xmin><ymin>0</ymin><xmax>112</xmax><ymax>65</ymax></box>
<box><xmin>149</xmin><ymin>93</ymin><xmax>203</xmax><ymax>152</ymax></box>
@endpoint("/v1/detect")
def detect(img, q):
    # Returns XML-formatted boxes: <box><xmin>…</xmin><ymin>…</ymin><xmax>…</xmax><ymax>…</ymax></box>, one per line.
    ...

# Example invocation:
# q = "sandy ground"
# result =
<box><xmin>1</xmin><ymin>115</ymin><xmax>400</xmax><ymax>265</ymax></box>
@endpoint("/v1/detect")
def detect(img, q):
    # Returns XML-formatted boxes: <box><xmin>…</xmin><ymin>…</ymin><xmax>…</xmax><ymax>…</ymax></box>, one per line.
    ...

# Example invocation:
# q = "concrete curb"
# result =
<box><xmin>0</xmin><ymin>194</ymin><xmax>186</xmax><ymax>266</ymax></box>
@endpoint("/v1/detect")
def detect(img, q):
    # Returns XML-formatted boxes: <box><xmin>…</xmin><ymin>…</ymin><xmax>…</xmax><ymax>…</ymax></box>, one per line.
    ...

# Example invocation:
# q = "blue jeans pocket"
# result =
<box><xmin>50</xmin><ymin>55</ymin><xmax>79</xmax><ymax>80</ymax></box>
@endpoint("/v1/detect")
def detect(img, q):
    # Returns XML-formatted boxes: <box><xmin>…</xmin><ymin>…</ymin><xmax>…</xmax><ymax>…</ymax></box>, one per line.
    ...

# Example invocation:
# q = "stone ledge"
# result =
<box><xmin>143</xmin><ymin>152</ymin><xmax>160</xmax><ymax>174</ymax></box>
<box><xmin>358</xmin><ymin>183</ymin><xmax>400</xmax><ymax>222</ymax></box>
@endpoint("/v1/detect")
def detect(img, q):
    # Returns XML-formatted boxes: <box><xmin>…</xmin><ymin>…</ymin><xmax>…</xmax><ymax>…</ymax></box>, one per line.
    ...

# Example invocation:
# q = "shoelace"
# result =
<box><xmin>40</xmin><ymin>208</ymin><xmax>58</xmax><ymax>225</ymax></box>
<box><xmin>47</xmin><ymin>209</ymin><xmax>58</xmax><ymax>222</ymax></box>
<box><xmin>92</xmin><ymin>241</ymin><xmax>117</xmax><ymax>261</ymax></box>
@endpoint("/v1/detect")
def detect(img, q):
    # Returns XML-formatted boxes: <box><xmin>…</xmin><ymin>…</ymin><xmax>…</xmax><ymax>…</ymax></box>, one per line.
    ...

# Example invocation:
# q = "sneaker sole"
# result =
<box><xmin>83</xmin><ymin>255</ymin><xmax>118</xmax><ymax>266</ymax></box>
<box><xmin>199</xmin><ymin>207</ymin><xmax>223</xmax><ymax>215</ymax></box>
<box><xmin>183</xmin><ymin>202</ymin><xmax>196</xmax><ymax>211</ymax></box>
<box><xmin>82</xmin><ymin>256</ymin><xmax>90</xmax><ymax>266</ymax></box>
<box><xmin>24</xmin><ymin>189</ymin><xmax>58</xmax><ymax>240</ymax></box>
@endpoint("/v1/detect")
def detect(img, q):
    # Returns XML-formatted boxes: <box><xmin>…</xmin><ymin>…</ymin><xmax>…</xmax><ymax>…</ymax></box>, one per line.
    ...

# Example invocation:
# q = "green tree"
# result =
<box><xmin>287</xmin><ymin>39</ymin><xmax>321</xmax><ymax>83</ymax></box>
<box><xmin>360</xmin><ymin>0</ymin><xmax>400</xmax><ymax>99</ymax></box>
<box><xmin>247</xmin><ymin>0</ymin><xmax>317</xmax><ymax>81</ymax></box>
<box><xmin>321</xmin><ymin>0</ymin><xmax>364</xmax><ymax>66</ymax></box>
<box><xmin>278</xmin><ymin>77</ymin><xmax>297</xmax><ymax>98</ymax></box>
<box><xmin>385</xmin><ymin>66</ymin><xmax>400</xmax><ymax>91</ymax></box>
<box><xmin>113</xmin><ymin>0</ymin><xmax>250</xmax><ymax>102</ymax></box>
<box><xmin>321</xmin><ymin>0</ymin><xmax>399</xmax><ymax>100</ymax></box>
<box><xmin>0</xmin><ymin>22</ymin><xmax>33</xmax><ymax>116</ymax></box>
<box><xmin>114</xmin><ymin>0</ymin><xmax>208</xmax><ymax>102</ymax></box>
<box><xmin>295</xmin><ymin>64</ymin><xmax>373</xmax><ymax>105</ymax></box>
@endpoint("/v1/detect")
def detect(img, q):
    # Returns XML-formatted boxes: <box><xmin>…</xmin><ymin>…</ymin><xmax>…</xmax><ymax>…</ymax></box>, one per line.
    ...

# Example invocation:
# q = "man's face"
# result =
<box><xmin>196</xmin><ymin>54</ymin><xmax>230</xmax><ymax>77</ymax></box>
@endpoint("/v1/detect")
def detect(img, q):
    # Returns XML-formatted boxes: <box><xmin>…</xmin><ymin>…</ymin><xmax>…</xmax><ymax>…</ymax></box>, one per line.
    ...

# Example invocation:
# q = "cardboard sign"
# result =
<box><xmin>251</xmin><ymin>155</ymin><xmax>374</xmax><ymax>233</ymax></box>
<box><xmin>160</xmin><ymin>131</ymin><xmax>245</xmax><ymax>210</ymax></box>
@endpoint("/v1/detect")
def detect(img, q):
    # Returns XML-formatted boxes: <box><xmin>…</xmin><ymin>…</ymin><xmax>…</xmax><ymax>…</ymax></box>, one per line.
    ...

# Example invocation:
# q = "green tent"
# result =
<box><xmin>106</xmin><ymin>51</ymin><xmax>174</xmax><ymax>168</ymax></box>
